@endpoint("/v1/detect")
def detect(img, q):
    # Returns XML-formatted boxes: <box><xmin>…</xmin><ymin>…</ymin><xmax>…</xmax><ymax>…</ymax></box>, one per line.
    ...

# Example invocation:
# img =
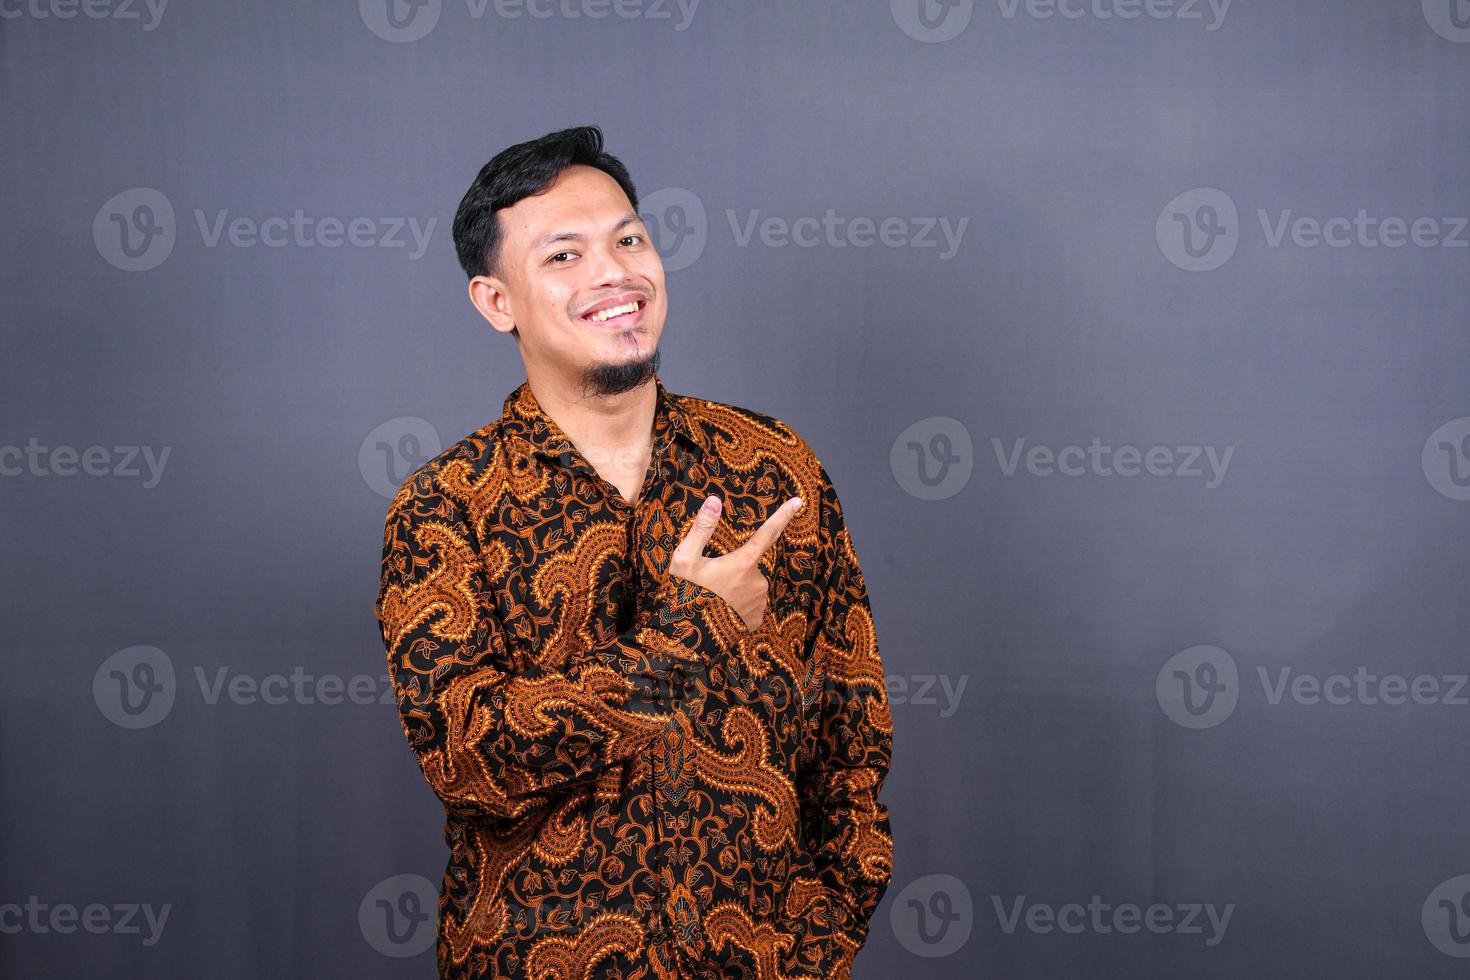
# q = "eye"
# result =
<box><xmin>548</xmin><ymin>250</ymin><xmax>576</xmax><ymax>264</ymax></box>
<box><xmin>620</xmin><ymin>234</ymin><xmax>644</xmax><ymax>247</ymax></box>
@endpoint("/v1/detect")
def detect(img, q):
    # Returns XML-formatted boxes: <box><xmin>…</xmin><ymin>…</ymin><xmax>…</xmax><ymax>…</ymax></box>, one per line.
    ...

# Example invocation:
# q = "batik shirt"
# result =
<box><xmin>374</xmin><ymin>375</ymin><xmax>893</xmax><ymax>979</ymax></box>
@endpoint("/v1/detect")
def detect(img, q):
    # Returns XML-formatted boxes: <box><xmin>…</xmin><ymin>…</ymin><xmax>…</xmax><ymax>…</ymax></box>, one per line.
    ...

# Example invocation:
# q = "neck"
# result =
<box><xmin>525</xmin><ymin>370</ymin><xmax>658</xmax><ymax>462</ymax></box>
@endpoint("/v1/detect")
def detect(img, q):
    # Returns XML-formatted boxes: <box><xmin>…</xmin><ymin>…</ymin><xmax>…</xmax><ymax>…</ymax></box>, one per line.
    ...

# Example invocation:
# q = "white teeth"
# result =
<box><xmin>587</xmin><ymin>301</ymin><xmax>639</xmax><ymax>322</ymax></box>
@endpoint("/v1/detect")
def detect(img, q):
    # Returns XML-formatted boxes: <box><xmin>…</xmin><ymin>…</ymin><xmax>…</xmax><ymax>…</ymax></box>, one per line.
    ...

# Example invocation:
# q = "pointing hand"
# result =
<box><xmin>667</xmin><ymin>494</ymin><xmax>802</xmax><ymax>631</ymax></box>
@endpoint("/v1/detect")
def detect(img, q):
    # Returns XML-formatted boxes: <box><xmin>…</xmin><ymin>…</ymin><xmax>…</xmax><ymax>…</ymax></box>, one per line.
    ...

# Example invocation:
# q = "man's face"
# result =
<box><xmin>474</xmin><ymin>164</ymin><xmax>667</xmax><ymax>395</ymax></box>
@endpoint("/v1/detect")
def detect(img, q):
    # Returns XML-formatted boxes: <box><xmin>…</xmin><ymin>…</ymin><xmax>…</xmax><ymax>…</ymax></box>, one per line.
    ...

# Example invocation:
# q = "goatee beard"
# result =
<box><xmin>580</xmin><ymin>347</ymin><xmax>660</xmax><ymax>398</ymax></box>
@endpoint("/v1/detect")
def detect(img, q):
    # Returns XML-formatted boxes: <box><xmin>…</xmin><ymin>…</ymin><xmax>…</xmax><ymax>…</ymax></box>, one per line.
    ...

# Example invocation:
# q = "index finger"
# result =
<box><xmin>735</xmin><ymin>496</ymin><xmax>803</xmax><ymax>560</ymax></box>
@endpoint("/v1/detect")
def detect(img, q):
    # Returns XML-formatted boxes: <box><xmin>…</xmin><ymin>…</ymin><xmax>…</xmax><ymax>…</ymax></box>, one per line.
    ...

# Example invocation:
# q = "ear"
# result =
<box><xmin>468</xmin><ymin>275</ymin><xmax>518</xmax><ymax>336</ymax></box>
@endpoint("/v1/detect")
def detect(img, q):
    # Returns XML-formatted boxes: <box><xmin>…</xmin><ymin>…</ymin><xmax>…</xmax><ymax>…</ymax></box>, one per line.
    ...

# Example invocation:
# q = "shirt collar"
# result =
<box><xmin>498</xmin><ymin>374</ymin><xmax>708</xmax><ymax>463</ymax></box>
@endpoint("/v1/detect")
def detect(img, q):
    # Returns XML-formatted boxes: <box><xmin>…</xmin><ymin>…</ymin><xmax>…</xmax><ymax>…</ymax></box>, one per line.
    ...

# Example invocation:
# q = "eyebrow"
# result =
<box><xmin>535</xmin><ymin>213</ymin><xmax>643</xmax><ymax>250</ymax></box>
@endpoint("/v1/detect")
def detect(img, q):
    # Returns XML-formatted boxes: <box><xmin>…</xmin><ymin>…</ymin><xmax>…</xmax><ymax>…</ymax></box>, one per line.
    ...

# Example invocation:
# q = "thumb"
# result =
<box><xmin>672</xmin><ymin>494</ymin><xmax>722</xmax><ymax>564</ymax></box>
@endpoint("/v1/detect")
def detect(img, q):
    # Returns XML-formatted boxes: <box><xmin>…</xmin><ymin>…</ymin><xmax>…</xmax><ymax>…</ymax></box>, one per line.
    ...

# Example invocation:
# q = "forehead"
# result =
<box><xmin>498</xmin><ymin>165</ymin><xmax>634</xmax><ymax>254</ymax></box>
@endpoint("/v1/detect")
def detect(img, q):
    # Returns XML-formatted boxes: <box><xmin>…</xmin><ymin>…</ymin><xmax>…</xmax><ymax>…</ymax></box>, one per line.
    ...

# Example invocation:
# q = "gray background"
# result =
<box><xmin>3</xmin><ymin>1</ymin><xmax>1469</xmax><ymax>976</ymax></box>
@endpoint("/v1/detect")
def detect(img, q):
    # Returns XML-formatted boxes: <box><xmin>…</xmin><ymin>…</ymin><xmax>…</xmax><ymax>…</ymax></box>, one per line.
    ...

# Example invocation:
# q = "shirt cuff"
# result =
<box><xmin>635</xmin><ymin>573</ymin><xmax>750</xmax><ymax>660</ymax></box>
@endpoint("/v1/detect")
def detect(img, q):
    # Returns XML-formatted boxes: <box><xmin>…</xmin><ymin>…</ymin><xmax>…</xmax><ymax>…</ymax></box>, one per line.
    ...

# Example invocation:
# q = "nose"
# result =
<box><xmin>585</xmin><ymin>240</ymin><xmax>636</xmax><ymax>291</ymax></box>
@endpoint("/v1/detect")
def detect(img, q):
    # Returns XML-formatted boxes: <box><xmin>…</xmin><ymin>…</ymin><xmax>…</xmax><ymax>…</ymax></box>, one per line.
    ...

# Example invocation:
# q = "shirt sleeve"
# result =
<box><xmin>797</xmin><ymin>463</ymin><xmax>895</xmax><ymax>959</ymax></box>
<box><xmin>374</xmin><ymin>468</ymin><xmax>738</xmax><ymax>823</ymax></box>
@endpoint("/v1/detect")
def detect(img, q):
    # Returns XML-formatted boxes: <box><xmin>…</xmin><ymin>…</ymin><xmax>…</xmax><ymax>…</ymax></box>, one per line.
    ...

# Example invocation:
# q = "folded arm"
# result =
<box><xmin>374</xmin><ymin>471</ymin><xmax>736</xmax><ymax>822</ymax></box>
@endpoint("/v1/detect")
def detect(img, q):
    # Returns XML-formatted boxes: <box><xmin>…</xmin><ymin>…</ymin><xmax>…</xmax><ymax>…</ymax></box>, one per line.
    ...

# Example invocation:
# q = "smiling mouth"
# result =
<box><xmin>581</xmin><ymin>299</ymin><xmax>646</xmax><ymax>327</ymax></box>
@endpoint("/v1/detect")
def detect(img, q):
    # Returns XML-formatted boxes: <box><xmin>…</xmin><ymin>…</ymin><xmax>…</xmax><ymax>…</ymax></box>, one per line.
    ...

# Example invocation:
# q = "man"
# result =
<box><xmin>374</xmin><ymin>125</ymin><xmax>893</xmax><ymax>979</ymax></box>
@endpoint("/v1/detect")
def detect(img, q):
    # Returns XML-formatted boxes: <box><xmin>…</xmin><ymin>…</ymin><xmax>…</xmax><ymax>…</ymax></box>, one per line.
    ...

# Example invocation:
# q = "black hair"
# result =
<box><xmin>452</xmin><ymin>125</ymin><xmax>640</xmax><ymax>281</ymax></box>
